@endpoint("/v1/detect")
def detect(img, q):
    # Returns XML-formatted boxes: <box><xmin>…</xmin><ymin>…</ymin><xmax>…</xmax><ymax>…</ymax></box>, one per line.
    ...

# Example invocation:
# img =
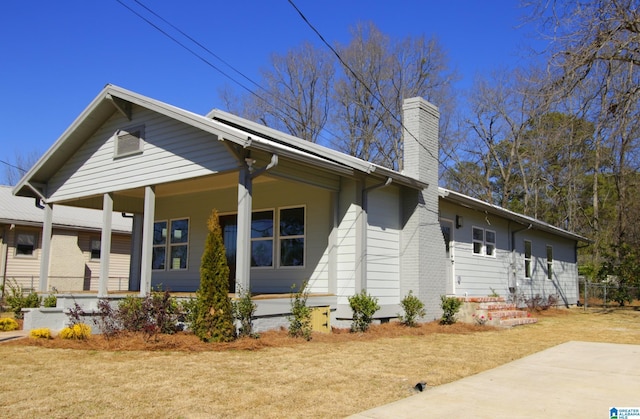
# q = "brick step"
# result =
<box><xmin>488</xmin><ymin>310</ymin><xmax>531</xmax><ymax>319</ymax></box>
<box><xmin>461</xmin><ymin>297</ymin><xmax>505</xmax><ymax>303</ymax></box>
<box><xmin>499</xmin><ymin>317</ymin><xmax>538</xmax><ymax>327</ymax></box>
<box><xmin>479</xmin><ymin>302</ymin><xmax>516</xmax><ymax>311</ymax></box>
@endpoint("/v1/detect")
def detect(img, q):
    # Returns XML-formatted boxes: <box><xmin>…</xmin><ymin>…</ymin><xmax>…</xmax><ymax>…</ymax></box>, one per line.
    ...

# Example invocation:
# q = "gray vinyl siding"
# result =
<box><xmin>366</xmin><ymin>187</ymin><xmax>400</xmax><ymax>305</ymax></box>
<box><xmin>150</xmin><ymin>177</ymin><xmax>332</xmax><ymax>293</ymax></box>
<box><xmin>47</xmin><ymin>106</ymin><xmax>237</xmax><ymax>202</ymax></box>
<box><xmin>514</xmin><ymin>233</ymin><xmax>579</xmax><ymax>305</ymax></box>
<box><xmin>440</xmin><ymin>200</ymin><xmax>579</xmax><ymax>303</ymax></box>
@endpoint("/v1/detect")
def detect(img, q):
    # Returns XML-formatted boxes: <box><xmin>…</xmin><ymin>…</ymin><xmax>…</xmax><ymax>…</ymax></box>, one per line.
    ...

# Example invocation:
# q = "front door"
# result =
<box><xmin>440</xmin><ymin>219</ymin><xmax>455</xmax><ymax>294</ymax></box>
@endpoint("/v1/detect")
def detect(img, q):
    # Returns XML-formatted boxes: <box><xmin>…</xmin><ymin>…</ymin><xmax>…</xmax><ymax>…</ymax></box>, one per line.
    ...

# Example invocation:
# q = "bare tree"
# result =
<box><xmin>530</xmin><ymin>0</ymin><xmax>640</xmax><ymax>257</ymax></box>
<box><xmin>220</xmin><ymin>22</ymin><xmax>456</xmax><ymax>171</ymax></box>
<box><xmin>332</xmin><ymin>22</ymin><xmax>456</xmax><ymax>170</ymax></box>
<box><xmin>2</xmin><ymin>150</ymin><xmax>40</xmax><ymax>186</ymax></box>
<box><xmin>220</xmin><ymin>42</ymin><xmax>334</xmax><ymax>144</ymax></box>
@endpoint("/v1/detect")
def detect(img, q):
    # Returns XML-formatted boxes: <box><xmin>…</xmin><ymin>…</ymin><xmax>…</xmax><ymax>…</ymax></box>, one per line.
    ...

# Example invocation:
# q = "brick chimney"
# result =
<box><xmin>400</xmin><ymin>97</ymin><xmax>446</xmax><ymax>319</ymax></box>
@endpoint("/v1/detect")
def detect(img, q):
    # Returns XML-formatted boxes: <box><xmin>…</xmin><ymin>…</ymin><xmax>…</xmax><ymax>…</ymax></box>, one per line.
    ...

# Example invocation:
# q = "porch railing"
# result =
<box><xmin>0</xmin><ymin>275</ymin><xmax>130</xmax><ymax>296</ymax></box>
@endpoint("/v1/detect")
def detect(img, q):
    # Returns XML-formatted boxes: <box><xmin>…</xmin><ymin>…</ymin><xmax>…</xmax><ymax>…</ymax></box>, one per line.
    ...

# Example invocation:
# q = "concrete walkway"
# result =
<box><xmin>350</xmin><ymin>341</ymin><xmax>640</xmax><ymax>419</ymax></box>
<box><xmin>0</xmin><ymin>329</ymin><xmax>29</xmax><ymax>343</ymax></box>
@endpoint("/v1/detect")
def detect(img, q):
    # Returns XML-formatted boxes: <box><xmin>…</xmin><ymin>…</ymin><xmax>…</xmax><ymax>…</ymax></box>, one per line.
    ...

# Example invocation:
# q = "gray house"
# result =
<box><xmin>13</xmin><ymin>85</ymin><xmax>586</xmax><ymax>330</ymax></box>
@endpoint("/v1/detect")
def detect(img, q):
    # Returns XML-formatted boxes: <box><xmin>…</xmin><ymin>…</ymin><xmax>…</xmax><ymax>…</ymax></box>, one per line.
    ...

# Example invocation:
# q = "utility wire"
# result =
<box><xmin>0</xmin><ymin>159</ymin><xmax>26</xmax><ymax>173</ymax></box>
<box><xmin>116</xmin><ymin>0</ymin><xmax>336</xmax><ymax>145</ymax></box>
<box><xmin>287</xmin><ymin>0</ymin><xmax>449</xmax><ymax>172</ymax></box>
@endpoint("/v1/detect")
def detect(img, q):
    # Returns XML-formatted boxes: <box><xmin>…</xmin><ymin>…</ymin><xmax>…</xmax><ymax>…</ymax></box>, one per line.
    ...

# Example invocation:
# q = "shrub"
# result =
<box><xmin>29</xmin><ymin>328</ymin><xmax>52</xmax><ymax>339</ymax></box>
<box><xmin>288</xmin><ymin>282</ymin><xmax>312</xmax><ymax>340</ymax></box>
<box><xmin>43</xmin><ymin>294</ymin><xmax>57</xmax><ymax>308</ymax></box>
<box><xmin>440</xmin><ymin>295</ymin><xmax>462</xmax><ymax>325</ymax></box>
<box><xmin>349</xmin><ymin>290</ymin><xmax>380</xmax><ymax>333</ymax></box>
<box><xmin>117</xmin><ymin>295</ymin><xmax>146</xmax><ymax>331</ymax></box>
<box><xmin>0</xmin><ymin>317</ymin><xmax>19</xmax><ymax>331</ymax></box>
<box><xmin>398</xmin><ymin>290</ymin><xmax>425</xmax><ymax>327</ymax></box>
<box><xmin>5</xmin><ymin>280</ymin><xmax>41</xmax><ymax>319</ymax></box>
<box><xmin>93</xmin><ymin>299</ymin><xmax>120</xmax><ymax>339</ymax></box>
<box><xmin>66</xmin><ymin>302</ymin><xmax>85</xmax><ymax>327</ymax></box>
<box><xmin>233</xmin><ymin>286</ymin><xmax>257</xmax><ymax>338</ymax></box>
<box><xmin>193</xmin><ymin>210</ymin><xmax>235</xmax><ymax>342</ymax></box>
<box><xmin>59</xmin><ymin>323</ymin><xmax>91</xmax><ymax>340</ymax></box>
<box><xmin>179</xmin><ymin>298</ymin><xmax>199</xmax><ymax>328</ymax></box>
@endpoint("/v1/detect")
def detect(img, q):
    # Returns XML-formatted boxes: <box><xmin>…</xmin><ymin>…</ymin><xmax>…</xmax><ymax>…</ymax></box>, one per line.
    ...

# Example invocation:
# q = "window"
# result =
<box><xmin>251</xmin><ymin>210</ymin><xmax>274</xmax><ymax>267</ymax></box>
<box><xmin>152</xmin><ymin>218</ymin><xmax>189</xmax><ymax>271</ymax></box>
<box><xmin>546</xmin><ymin>245</ymin><xmax>553</xmax><ymax>280</ymax></box>
<box><xmin>114</xmin><ymin>125</ymin><xmax>144</xmax><ymax>158</ymax></box>
<box><xmin>485</xmin><ymin>230</ymin><xmax>496</xmax><ymax>256</ymax></box>
<box><xmin>280</xmin><ymin>207</ymin><xmax>305</xmax><ymax>267</ymax></box>
<box><xmin>16</xmin><ymin>232</ymin><xmax>37</xmax><ymax>257</ymax></box>
<box><xmin>472</xmin><ymin>227</ymin><xmax>483</xmax><ymax>254</ymax></box>
<box><xmin>90</xmin><ymin>239</ymin><xmax>101</xmax><ymax>260</ymax></box>
<box><xmin>219</xmin><ymin>206</ymin><xmax>306</xmax><ymax>269</ymax></box>
<box><xmin>472</xmin><ymin>227</ymin><xmax>496</xmax><ymax>257</ymax></box>
<box><xmin>524</xmin><ymin>240</ymin><xmax>532</xmax><ymax>278</ymax></box>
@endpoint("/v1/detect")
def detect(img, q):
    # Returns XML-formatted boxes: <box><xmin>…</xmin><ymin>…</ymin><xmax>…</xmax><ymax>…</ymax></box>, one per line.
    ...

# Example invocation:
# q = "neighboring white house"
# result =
<box><xmin>0</xmin><ymin>185</ymin><xmax>132</xmax><ymax>296</ymax></box>
<box><xmin>12</xmin><ymin>85</ymin><xmax>587</xmax><ymax>330</ymax></box>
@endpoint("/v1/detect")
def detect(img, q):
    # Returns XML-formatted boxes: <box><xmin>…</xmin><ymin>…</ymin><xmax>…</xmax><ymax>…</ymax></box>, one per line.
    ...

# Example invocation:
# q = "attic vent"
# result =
<box><xmin>114</xmin><ymin>125</ymin><xmax>144</xmax><ymax>158</ymax></box>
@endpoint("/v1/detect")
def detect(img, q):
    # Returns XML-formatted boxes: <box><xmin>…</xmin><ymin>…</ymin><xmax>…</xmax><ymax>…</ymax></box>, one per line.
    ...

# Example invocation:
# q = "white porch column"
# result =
<box><xmin>140</xmin><ymin>186</ymin><xmax>156</xmax><ymax>296</ymax></box>
<box><xmin>39</xmin><ymin>202</ymin><xmax>53</xmax><ymax>292</ymax></box>
<box><xmin>128</xmin><ymin>213</ymin><xmax>143</xmax><ymax>291</ymax></box>
<box><xmin>98</xmin><ymin>193</ymin><xmax>113</xmax><ymax>297</ymax></box>
<box><xmin>236</xmin><ymin>166</ymin><xmax>252</xmax><ymax>293</ymax></box>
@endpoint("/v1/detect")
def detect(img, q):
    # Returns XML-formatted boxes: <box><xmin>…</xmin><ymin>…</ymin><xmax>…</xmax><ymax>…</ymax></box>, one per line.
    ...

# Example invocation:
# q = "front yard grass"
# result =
<box><xmin>1</xmin><ymin>308</ymin><xmax>639</xmax><ymax>418</ymax></box>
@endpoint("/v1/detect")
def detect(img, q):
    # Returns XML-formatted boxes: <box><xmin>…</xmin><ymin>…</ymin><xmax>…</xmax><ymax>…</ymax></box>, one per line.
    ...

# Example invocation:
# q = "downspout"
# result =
<box><xmin>359</xmin><ymin>177</ymin><xmax>392</xmax><ymax>292</ymax></box>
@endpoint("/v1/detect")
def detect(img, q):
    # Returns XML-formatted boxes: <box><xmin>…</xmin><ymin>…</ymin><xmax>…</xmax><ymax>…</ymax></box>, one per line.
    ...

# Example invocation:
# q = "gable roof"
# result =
<box><xmin>0</xmin><ymin>185</ymin><xmax>131</xmax><ymax>233</ymax></box>
<box><xmin>439</xmin><ymin>187</ymin><xmax>590</xmax><ymax>243</ymax></box>
<box><xmin>13</xmin><ymin>84</ymin><xmax>427</xmax><ymax>200</ymax></box>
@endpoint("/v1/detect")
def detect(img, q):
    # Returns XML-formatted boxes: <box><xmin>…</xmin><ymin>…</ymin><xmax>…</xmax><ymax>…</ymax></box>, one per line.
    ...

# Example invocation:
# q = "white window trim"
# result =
<box><xmin>524</xmin><ymin>240</ymin><xmax>532</xmax><ymax>279</ymax></box>
<box><xmin>168</xmin><ymin>217</ymin><xmax>190</xmax><ymax>271</ymax></box>
<box><xmin>277</xmin><ymin>205</ymin><xmax>306</xmax><ymax>269</ymax></box>
<box><xmin>152</xmin><ymin>219</ymin><xmax>168</xmax><ymax>271</ymax></box>
<box><xmin>472</xmin><ymin>226</ymin><xmax>496</xmax><ymax>258</ymax></box>
<box><xmin>250</xmin><ymin>208</ymin><xmax>275</xmax><ymax>270</ymax></box>
<box><xmin>546</xmin><ymin>245</ymin><xmax>553</xmax><ymax>280</ymax></box>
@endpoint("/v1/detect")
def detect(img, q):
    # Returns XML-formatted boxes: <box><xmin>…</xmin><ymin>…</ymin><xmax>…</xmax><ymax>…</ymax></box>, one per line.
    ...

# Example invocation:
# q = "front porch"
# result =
<box><xmin>22</xmin><ymin>291</ymin><xmax>338</xmax><ymax>334</ymax></box>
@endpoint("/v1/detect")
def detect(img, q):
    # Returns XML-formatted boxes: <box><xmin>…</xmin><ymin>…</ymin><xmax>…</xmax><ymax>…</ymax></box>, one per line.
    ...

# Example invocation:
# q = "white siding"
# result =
<box><xmin>48</xmin><ymin>106</ymin><xmax>237</xmax><ymax>202</ymax></box>
<box><xmin>366</xmin><ymin>187</ymin><xmax>400</xmax><ymax>305</ymax></box>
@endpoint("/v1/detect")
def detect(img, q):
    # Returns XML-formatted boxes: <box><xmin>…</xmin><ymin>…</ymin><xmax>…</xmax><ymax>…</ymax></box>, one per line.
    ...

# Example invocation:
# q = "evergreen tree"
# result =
<box><xmin>193</xmin><ymin>210</ymin><xmax>236</xmax><ymax>342</ymax></box>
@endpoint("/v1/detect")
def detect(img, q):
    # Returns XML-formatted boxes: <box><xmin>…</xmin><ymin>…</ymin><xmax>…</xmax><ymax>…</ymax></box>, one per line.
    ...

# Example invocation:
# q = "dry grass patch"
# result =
<box><xmin>1</xmin><ymin>308</ymin><xmax>639</xmax><ymax>418</ymax></box>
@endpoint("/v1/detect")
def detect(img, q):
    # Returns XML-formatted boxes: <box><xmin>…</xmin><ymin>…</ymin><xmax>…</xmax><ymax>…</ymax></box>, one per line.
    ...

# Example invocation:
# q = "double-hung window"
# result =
<box><xmin>279</xmin><ymin>206</ymin><xmax>305</xmax><ymax>267</ymax></box>
<box><xmin>524</xmin><ymin>240</ymin><xmax>532</xmax><ymax>279</ymax></box>
<box><xmin>219</xmin><ymin>206</ymin><xmax>305</xmax><ymax>270</ymax></box>
<box><xmin>546</xmin><ymin>245</ymin><xmax>553</xmax><ymax>280</ymax></box>
<box><xmin>472</xmin><ymin>227</ymin><xmax>496</xmax><ymax>257</ymax></box>
<box><xmin>152</xmin><ymin>218</ymin><xmax>189</xmax><ymax>270</ymax></box>
<box><xmin>251</xmin><ymin>210</ymin><xmax>274</xmax><ymax>267</ymax></box>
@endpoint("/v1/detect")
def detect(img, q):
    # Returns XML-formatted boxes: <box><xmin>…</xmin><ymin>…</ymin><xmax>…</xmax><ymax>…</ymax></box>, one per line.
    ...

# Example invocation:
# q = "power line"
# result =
<box><xmin>287</xmin><ymin>0</ymin><xmax>450</xmax><ymax>173</ymax></box>
<box><xmin>0</xmin><ymin>159</ymin><xmax>26</xmax><ymax>173</ymax></box>
<box><xmin>115</xmin><ymin>0</ymin><xmax>337</xmax><ymax>145</ymax></box>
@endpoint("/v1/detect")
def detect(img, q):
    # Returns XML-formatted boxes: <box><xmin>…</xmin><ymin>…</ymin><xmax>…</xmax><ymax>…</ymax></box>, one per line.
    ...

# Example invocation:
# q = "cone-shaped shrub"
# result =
<box><xmin>193</xmin><ymin>209</ymin><xmax>236</xmax><ymax>342</ymax></box>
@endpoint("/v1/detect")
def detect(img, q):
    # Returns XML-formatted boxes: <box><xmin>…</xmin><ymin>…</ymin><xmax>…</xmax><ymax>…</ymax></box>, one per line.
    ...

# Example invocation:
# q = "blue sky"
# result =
<box><xmin>0</xmin><ymin>1</ymin><xmax>539</xmax><ymax>177</ymax></box>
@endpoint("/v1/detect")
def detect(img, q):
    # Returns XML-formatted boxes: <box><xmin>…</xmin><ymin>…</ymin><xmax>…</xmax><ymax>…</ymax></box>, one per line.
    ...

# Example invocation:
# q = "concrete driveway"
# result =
<box><xmin>350</xmin><ymin>341</ymin><xmax>640</xmax><ymax>419</ymax></box>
